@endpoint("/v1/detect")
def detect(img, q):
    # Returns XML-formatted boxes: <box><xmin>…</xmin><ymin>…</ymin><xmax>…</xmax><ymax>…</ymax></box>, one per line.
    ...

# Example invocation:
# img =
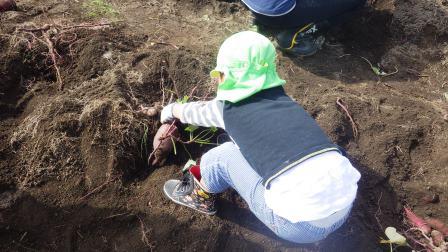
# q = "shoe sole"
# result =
<box><xmin>163</xmin><ymin>181</ymin><xmax>217</xmax><ymax>216</ymax></box>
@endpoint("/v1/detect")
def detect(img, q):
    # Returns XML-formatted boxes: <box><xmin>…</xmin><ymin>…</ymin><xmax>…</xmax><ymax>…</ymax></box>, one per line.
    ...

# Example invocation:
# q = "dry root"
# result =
<box><xmin>336</xmin><ymin>98</ymin><xmax>359</xmax><ymax>138</ymax></box>
<box><xmin>404</xmin><ymin>228</ymin><xmax>447</xmax><ymax>252</ymax></box>
<box><xmin>13</xmin><ymin>21</ymin><xmax>111</xmax><ymax>90</ymax></box>
<box><xmin>137</xmin><ymin>215</ymin><xmax>156</xmax><ymax>250</ymax></box>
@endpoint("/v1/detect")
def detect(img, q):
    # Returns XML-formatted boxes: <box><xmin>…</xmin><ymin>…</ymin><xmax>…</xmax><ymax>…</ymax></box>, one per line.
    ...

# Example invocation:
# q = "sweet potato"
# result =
<box><xmin>431</xmin><ymin>230</ymin><xmax>444</xmax><ymax>247</ymax></box>
<box><xmin>0</xmin><ymin>0</ymin><xmax>16</xmax><ymax>12</ymax></box>
<box><xmin>425</xmin><ymin>217</ymin><xmax>448</xmax><ymax>236</ymax></box>
<box><xmin>404</xmin><ymin>207</ymin><xmax>431</xmax><ymax>234</ymax></box>
<box><xmin>149</xmin><ymin>123</ymin><xmax>179</xmax><ymax>167</ymax></box>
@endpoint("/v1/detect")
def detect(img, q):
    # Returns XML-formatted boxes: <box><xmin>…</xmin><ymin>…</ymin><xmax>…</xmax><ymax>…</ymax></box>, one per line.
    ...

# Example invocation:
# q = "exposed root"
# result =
<box><xmin>188</xmin><ymin>85</ymin><xmax>198</xmax><ymax>100</ymax></box>
<box><xmin>14</xmin><ymin>21</ymin><xmax>111</xmax><ymax>90</ymax></box>
<box><xmin>78</xmin><ymin>175</ymin><xmax>117</xmax><ymax>201</ymax></box>
<box><xmin>42</xmin><ymin>31</ymin><xmax>63</xmax><ymax>89</ymax></box>
<box><xmin>103</xmin><ymin>212</ymin><xmax>129</xmax><ymax>220</ymax></box>
<box><xmin>401</xmin><ymin>207</ymin><xmax>448</xmax><ymax>251</ymax></box>
<box><xmin>137</xmin><ymin>215</ymin><xmax>156</xmax><ymax>250</ymax></box>
<box><xmin>336</xmin><ymin>98</ymin><xmax>359</xmax><ymax>138</ymax></box>
<box><xmin>147</xmin><ymin>40</ymin><xmax>179</xmax><ymax>50</ymax></box>
<box><xmin>160</xmin><ymin>66</ymin><xmax>167</xmax><ymax>106</ymax></box>
<box><xmin>359</xmin><ymin>56</ymin><xmax>398</xmax><ymax>77</ymax></box>
<box><xmin>374</xmin><ymin>192</ymin><xmax>384</xmax><ymax>231</ymax></box>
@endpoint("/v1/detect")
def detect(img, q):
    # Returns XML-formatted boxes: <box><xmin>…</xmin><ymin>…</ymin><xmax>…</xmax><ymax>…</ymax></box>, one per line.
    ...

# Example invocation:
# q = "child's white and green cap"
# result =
<box><xmin>210</xmin><ymin>31</ymin><xmax>285</xmax><ymax>103</ymax></box>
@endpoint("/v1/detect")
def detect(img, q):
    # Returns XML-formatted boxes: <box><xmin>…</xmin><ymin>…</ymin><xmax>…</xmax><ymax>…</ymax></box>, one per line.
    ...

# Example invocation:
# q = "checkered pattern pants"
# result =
<box><xmin>200</xmin><ymin>142</ymin><xmax>351</xmax><ymax>243</ymax></box>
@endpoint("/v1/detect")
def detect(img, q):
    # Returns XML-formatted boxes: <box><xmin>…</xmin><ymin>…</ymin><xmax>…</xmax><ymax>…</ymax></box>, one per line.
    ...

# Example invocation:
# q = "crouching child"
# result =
<box><xmin>160</xmin><ymin>31</ymin><xmax>361</xmax><ymax>243</ymax></box>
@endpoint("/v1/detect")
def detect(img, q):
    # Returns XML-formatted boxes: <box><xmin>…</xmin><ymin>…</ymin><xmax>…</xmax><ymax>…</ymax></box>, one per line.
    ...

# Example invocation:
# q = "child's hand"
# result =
<box><xmin>160</xmin><ymin>103</ymin><xmax>176</xmax><ymax>123</ymax></box>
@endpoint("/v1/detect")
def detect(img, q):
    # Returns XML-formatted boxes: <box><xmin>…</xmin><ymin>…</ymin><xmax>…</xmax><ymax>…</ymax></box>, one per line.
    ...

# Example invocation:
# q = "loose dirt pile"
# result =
<box><xmin>1</xmin><ymin>0</ymin><xmax>447</xmax><ymax>251</ymax></box>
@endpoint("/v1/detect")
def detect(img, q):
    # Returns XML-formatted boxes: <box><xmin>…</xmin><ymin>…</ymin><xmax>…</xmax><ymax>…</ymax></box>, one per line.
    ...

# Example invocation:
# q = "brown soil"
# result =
<box><xmin>1</xmin><ymin>0</ymin><xmax>447</xmax><ymax>251</ymax></box>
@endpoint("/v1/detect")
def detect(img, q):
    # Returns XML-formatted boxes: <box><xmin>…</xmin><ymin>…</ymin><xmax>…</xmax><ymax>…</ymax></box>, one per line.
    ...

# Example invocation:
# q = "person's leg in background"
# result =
<box><xmin>249</xmin><ymin>0</ymin><xmax>368</xmax><ymax>56</ymax></box>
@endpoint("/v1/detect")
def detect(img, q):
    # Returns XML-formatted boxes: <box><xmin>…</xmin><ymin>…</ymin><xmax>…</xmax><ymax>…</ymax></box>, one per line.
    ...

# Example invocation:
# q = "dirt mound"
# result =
<box><xmin>2</xmin><ymin>32</ymin><xmax>215</xmax><ymax>188</ymax></box>
<box><xmin>393</xmin><ymin>0</ymin><xmax>448</xmax><ymax>41</ymax></box>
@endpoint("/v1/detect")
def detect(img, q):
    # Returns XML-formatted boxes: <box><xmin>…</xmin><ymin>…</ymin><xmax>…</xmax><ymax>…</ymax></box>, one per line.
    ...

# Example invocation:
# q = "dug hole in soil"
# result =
<box><xmin>1</xmin><ymin>0</ymin><xmax>447</xmax><ymax>251</ymax></box>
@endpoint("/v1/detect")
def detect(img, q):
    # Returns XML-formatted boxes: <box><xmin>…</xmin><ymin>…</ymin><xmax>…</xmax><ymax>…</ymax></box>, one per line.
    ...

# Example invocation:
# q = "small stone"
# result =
<box><xmin>102</xmin><ymin>51</ymin><xmax>113</xmax><ymax>60</ymax></box>
<box><xmin>421</xmin><ymin>194</ymin><xmax>440</xmax><ymax>204</ymax></box>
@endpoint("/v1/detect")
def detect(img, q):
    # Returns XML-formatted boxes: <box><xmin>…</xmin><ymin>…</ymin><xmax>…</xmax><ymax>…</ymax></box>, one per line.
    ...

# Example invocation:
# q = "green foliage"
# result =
<box><xmin>176</xmin><ymin>95</ymin><xmax>218</xmax><ymax>144</ymax></box>
<box><xmin>176</xmin><ymin>95</ymin><xmax>190</xmax><ymax>104</ymax></box>
<box><xmin>360</xmin><ymin>56</ymin><xmax>398</xmax><ymax>77</ymax></box>
<box><xmin>185</xmin><ymin>125</ymin><xmax>217</xmax><ymax>145</ymax></box>
<box><xmin>184</xmin><ymin>125</ymin><xmax>199</xmax><ymax>133</ymax></box>
<box><xmin>170</xmin><ymin>95</ymin><xmax>219</xmax><ymax>159</ymax></box>
<box><xmin>170</xmin><ymin>137</ymin><xmax>177</xmax><ymax>155</ymax></box>
<box><xmin>82</xmin><ymin>0</ymin><xmax>119</xmax><ymax>19</ymax></box>
<box><xmin>140</xmin><ymin>124</ymin><xmax>149</xmax><ymax>158</ymax></box>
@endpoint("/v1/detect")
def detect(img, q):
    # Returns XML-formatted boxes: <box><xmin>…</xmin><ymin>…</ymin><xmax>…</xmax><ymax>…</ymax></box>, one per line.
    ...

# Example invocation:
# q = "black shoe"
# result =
<box><xmin>216</xmin><ymin>133</ymin><xmax>232</xmax><ymax>145</ymax></box>
<box><xmin>275</xmin><ymin>23</ymin><xmax>325</xmax><ymax>57</ymax></box>
<box><xmin>163</xmin><ymin>171</ymin><xmax>217</xmax><ymax>215</ymax></box>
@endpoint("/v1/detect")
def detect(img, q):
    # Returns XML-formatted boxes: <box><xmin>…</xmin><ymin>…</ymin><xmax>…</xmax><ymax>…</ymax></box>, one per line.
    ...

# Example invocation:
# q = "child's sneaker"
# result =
<box><xmin>275</xmin><ymin>23</ymin><xmax>325</xmax><ymax>57</ymax></box>
<box><xmin>163</xmin><ymin>166</ymin><xmax>217</xmax><ymax>215</ymax></box>
<box><xmin>181</xmin><ymin>159</ymin><xmax>197</xmax><ymax>173</ymax></box>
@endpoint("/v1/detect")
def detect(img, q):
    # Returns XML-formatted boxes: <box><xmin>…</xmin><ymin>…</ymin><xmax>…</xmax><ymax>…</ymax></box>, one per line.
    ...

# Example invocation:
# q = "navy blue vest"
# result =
<box><xmin>223</xmin><ymin>86</ymin><xmax>343</xmax><ymax>188</ymax></box>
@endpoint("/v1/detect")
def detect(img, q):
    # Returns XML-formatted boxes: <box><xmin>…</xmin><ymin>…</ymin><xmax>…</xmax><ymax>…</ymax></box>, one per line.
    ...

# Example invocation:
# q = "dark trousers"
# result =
<box><xmin>250</xmin><ymin>0</ymin><xmax>367</xmax><ymax>29</ymax></box>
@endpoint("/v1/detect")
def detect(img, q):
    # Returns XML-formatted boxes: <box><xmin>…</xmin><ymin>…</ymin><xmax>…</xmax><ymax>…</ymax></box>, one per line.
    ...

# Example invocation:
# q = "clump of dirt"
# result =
<box><xmin>133</xmin><ymin>47</ymin><xmax>214</xmax><ymax>99</ymax></box>
<box><xmin>380</xmin><ymin>42</ymin><xmax>443</xmax><ymax>73</ymax></box>
<box><xmin>393</xmin><ymin>0</ymin><xmax>448</xmax><ymax>42</ymax></box>
<box><xmin>0</xmin><ymin>36</ymin><xmax>49</xmax><ymax>115</ymax></box>
<box><xmin>8</xmin><ymin>69</ymin><xmax>139</xmax><ymax>188</ymax></box>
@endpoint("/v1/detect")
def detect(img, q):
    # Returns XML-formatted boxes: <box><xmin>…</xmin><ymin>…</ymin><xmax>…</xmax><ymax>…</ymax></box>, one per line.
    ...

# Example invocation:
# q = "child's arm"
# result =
<box><xmin>162</xmin><ymin>99</ymin><xmax>225</xmax><ymax>129</ymax></box>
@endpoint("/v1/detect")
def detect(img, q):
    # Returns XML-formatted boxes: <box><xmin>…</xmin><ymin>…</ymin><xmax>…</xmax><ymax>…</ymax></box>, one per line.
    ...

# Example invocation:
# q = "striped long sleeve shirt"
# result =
<box><xmin>178</xmin><ymin>99</ymin><xmax>226</xmax><ymax>129</ymax></box>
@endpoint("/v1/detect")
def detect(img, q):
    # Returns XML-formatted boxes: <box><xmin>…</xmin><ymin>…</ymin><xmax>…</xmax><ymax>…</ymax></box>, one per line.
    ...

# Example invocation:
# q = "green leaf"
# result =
<box><xmin>372</xmin><ymin>66</ymin><xmax>382</xmax><ymax>76</ymax></box>
<box><xmin>140</xmin><ymin>124</ymin><xmax>149</xmax><ymax>158</ymax></box>
<box><xmin>185</xmin><ymin>125</ymin><xmax>199</xmax><ymax>133</ymax></box>
<box><xmin>182</xmin><ymin>159</ymin><xmax>196</xmax><ymax>172</ymax></box>
<box><xmin>170</xmin><ymin>137</ymin><xmax>177</xmax><ymax>155</ymax></box>
<box><xmin>82</xmin><ymin>0</ymin><xmax>119</xmax><ymax>18</ymax></box>
<box><xmin>210</xmin><ymin>126</ymin><xmax>218</xmax><ymax>133</ymax></box>
<box><xmin>177</xmin><ymin>95</ymin><xmax>190</xmax><ymax>104</ymax></box>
